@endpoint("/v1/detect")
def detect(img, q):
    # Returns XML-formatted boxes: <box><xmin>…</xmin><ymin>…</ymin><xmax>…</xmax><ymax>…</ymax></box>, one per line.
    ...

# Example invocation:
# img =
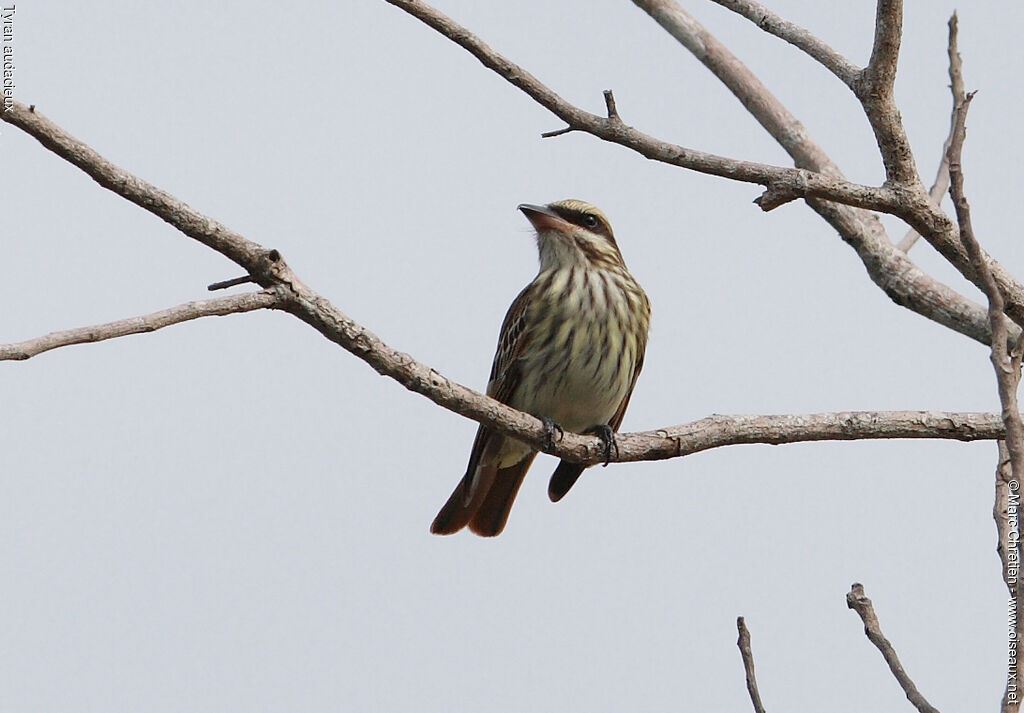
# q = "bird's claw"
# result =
<box><xmin>540</xmin><ymin>416</ymin><xmax>565</xmax><ymax>452</ymax></box>
<box><xmin>587</xmin><ymin>424</ymin><xmax>618</xmax><ymax>467</ymax></box>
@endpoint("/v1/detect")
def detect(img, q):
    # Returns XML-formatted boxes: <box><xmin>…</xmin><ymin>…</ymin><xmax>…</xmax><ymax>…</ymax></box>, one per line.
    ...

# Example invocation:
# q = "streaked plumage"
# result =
<box><xmin>431</xmin><ymin>200</ymin><xmax>651</xmax><ymax>536</ymax></box>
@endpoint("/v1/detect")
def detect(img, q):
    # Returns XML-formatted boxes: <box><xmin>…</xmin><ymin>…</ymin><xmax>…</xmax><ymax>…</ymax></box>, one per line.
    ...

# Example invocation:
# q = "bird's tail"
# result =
<box><xmin>431</xmin><ymin>454</ymin><xmax>536</xmax><ymax>537</ymax></box>
<box><xmin>548</xmin><ymin>460</ymin><xmax>586</xmax><ymax>502</ymax></box>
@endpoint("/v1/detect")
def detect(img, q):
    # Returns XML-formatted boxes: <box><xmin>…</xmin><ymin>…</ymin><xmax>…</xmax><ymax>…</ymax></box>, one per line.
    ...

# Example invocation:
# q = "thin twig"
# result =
<box><xmin>0</xmin><ymin>291</ymin><xmax>282</xmax><ymax>360</ymax></box>
<box><xmin>603</xmin><ymin>89</ymin><xmax>621</xmax><ymax>122</ymax></box>
<box><xmin>540</xmin><ymin>126</ymin><xmax>574</xmax><ymax>138</ymax></box>
<box><xmin>899</xmin><ymin>13</ymin><xmax>964</xmax><ymax>252</ymax></box>
<box><xmin>846</xmin><ymin>584</ymin><xmax>941</xmax><ymax>713</ymax></box>
<box><xmin>736</xmin><ymin>617</ymin><xmax>768</xmax><ymax>713</ymax></box>
<box><xmin>208</xmin><ymin>274</ymin><xmax>256</xmax><ymax>291</ymax></box>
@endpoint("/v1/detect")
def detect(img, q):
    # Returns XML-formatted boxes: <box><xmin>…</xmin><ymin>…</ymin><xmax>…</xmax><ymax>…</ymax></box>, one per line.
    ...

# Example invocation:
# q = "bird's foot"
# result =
<box><xmin>540</xmin><ymin>416</ymin><xmax>565</xmax><ymax>452</ymax></box>
<box><xmin>585</xmin><ymin>424</ymin><xmax>618</xmax><ymax>467</ymax></box>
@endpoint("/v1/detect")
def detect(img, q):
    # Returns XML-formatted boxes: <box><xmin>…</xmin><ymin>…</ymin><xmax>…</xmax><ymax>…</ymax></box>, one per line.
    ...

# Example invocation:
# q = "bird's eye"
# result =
<box><xmin>582</xmin><ymin>214</ymin><xmax>599</xmax><ymax>229</ymax></box>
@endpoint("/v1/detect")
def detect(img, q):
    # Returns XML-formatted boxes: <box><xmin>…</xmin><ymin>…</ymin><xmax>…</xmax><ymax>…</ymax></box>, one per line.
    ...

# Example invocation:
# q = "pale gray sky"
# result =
<box><xmin>3</xmin><ymin>1</ymin><xmax>1021</xmax><ymax>710</ymax></box>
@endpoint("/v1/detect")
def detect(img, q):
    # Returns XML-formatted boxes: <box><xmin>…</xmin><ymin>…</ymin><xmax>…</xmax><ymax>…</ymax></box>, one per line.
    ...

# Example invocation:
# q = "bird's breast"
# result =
<box><xmin>510</xmin><ymin>268</ymin><xmax>648</xmax><ymax>433</ymax></box>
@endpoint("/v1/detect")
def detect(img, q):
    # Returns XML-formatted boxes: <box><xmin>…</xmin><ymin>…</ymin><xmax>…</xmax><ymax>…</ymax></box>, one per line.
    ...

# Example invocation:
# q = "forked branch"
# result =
<box><xmin>632</xmin><ymin>0</ymin><xmax>1006</xmax><ymax>348</ymax></box>
<box><xmin>388</xmin><ymin>0</ymin><xmax>1024</xmax><ymax>338</ymax></box>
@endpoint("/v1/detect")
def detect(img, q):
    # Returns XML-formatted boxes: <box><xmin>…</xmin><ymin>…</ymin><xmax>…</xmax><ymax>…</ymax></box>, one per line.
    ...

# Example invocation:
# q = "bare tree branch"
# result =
<box><xmin>630</xmin><ymin>0</ymin><xmax>1009</xmax><ymax>348</ymax></box>
<box><xmin>3</xmin><ymin>2</ymin><xmax>1017</xmax><ymax>705</ymax></box>
<box><xmin>995</xmin><ymin>442</ymin><xmax>1020</xmax><ymax>593</ymax></box>
<box><xmin>384</xmin><ymin>0</ymin><xmax>1024</xmax><ymax>342</ymax></box>
<box><xmin>1</xmin><ymin>100</ymin><xmax>1013</xmax><ymax>471</ymax></box>
<box><xmin>1</xmin><ymin>104</ymin><xmax>267</xmax><ymax>272</ymax></box>
<box><xmin>633</xmin><ymin>0</ymin><xmax>842</xmax><ymax>175</ymax></box>
<box><xmin>0</xmin><ymin>281</ymin><xmax>1012</xmax><ymax>461</ymax></box>
<box><xmin>709</xmin><ymin>0</ymin><xmax>859</xmax><ymax>86</ymax></box>
<box><xmin>632</xmin><ymin>1</ymin><xmax>1024</xmax><ymax>329</ymax></box>
<box><xmin>994</xmin><ymin>441</ymin><xmax>1022</xmax><ymax>713</ymax></box>
<box><xmin>948</xmin><ymin>93</ymin><xmax>1024</xmax><ymax>493</ymax></box>
<box><xmin>865</xmin><ymin>0</ymin><xmax>901</xmax><ymax>90</ymax></box>
<box><xmin>859</xmin><ymin>0</ymin><xmax>922</xmax><ymax>186</ymax></box>
<box><xmin>898</xmin><ymin>13</ymin><xmax>963</xmax><ymax>253</ymax></box>
<box><xmin>702</xmin><ymin>0</ymin><xmax>922</xmax><ymax>185</ymax></box>
<box><xmin>0</xmin><ymin>291</ymin><xmax>283</xmax><ymax>360</ymax></box>
<box><xmin>947</xmin><ymin>92</ymin><xmax>1024</xmax><ymax>713</ymax></box>
<box><xmin>619</xmin><ymin>410</ymin><xmax>1007</xmax><ymax>461</ymax></box>
<box><xmin>846</xmin><ymin>583</ymin><xmax>941</xmax><ymax>713</ymax></box>
<box><xmin>736</xmin><ymin>617</ymin><xmax>768</xmax><ymax>713</ymax></box>
<box><xmin>208</xmin><ymin>274</ymin><xmax>257</xmax><ymax>291</ymax></box>
<box><xmin>381</xmin><ymin>0</ymin><xmax>904</xmax><ymax>214</ymax></box>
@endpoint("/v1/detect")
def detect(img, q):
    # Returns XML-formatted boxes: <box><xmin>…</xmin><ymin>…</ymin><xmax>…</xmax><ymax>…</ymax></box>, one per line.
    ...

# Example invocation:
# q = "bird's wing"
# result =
<box><xmin>432</xmin><ymin>283</ymin><xmax>536</xmax><ymax>535</ymax></box>
<box><xmin>608</xmin><ymin>348</ymin><xmax>645</xmax><ymax>432</ymax></box>
<box><xmin>461</xmin><ymin>283</ymin><xmax>534</xmax><ymax>475</ymax></box>
<box><xmin>487</xmin><ymin>282</ymin><xmax>534</xmax><ymax>401</ymax></box>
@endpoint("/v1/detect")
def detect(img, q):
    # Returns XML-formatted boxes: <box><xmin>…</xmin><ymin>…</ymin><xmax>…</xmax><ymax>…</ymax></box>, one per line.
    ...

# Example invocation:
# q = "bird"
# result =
<box><xmin>430</xmin><ymin>199</ymin><xmax>651</xmax><ymax>536</ymax></box>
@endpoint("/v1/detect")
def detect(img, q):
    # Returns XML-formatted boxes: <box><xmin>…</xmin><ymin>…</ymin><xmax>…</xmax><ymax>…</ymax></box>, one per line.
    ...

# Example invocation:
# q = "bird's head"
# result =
<box><xmin>518</xmin><ymin>199</ymin><xmax>625</xmax><ymax>272</ymax></box>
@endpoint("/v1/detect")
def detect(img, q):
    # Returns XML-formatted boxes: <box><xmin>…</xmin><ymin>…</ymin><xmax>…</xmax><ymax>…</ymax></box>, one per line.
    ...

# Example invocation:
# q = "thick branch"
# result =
<box><xmin>631</xmin><ymin>0</ymin><xmax>1009</xmax><ymax>348</ymax></box>
<box><xmin>706</xmin><ymin>0</ymin><xmax>918</xmax><ymax>185</ymax></box>
<box><xmin>0</xmin><ymin>291</ymin><xmax>283</xmax><ymax>360</ymax></box>
<box><xmin>857</xmin><ymin>0</ymin><xmax>920</xmax><ymax>186</ymax></box>
<box><xmin>847</xmin><ymin>584</ymin><xmax>941</xmax><ymax>713</ymax></box>
<box><xmin>690</xmin><ymin>2</ymin><xmax>1024</xmax><ymax>327</ymax></box>
<box><xmin>865</xmin><ymin>0</ymin><xmax>902</xmax><ymax>92</ymax></box>
<box><xmin>634</xmin><ymin>0</ymin><xmax>839</xmax><ymax>175</ymax></box>
<box><xmin>612</xmin><ymin>411</ymin><xmax>1004</xmax><ymax>463</ymax></box>
<box><xmin>385</xmin><ymin>0</ymin><xmax>1021</xmax><ymax>347</ymax></box>
<box><xmin>386</xmin><ymin>2</ymin><xmax>1024</xmax><ymax>329</ymax></box>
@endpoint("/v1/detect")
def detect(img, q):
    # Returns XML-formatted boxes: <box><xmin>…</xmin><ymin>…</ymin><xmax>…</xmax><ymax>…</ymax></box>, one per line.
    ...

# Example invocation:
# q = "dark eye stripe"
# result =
<box><xmin>549</xmin><ymin>204</ymin><xmax>617</xmax><ymax>245</ymax></box>
<box><xmin>552</xmin><ymin>207</ymin><xmax>604</xmax><ymax>231</ymax></box>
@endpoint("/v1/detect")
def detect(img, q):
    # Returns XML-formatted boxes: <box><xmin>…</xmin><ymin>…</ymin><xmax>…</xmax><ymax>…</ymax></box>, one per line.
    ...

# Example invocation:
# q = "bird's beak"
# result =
<box><xmin>519</xmin><ymin>203</ymin><xmax>571</xmax><ymax>233</ymax></box>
